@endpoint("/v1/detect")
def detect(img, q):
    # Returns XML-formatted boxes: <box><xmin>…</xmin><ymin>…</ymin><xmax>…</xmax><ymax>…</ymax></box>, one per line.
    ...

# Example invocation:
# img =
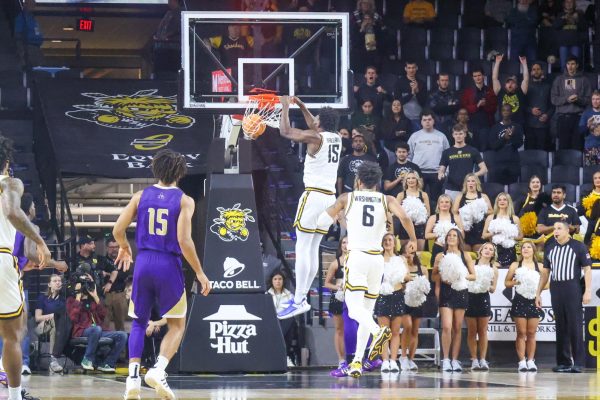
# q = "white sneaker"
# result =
<box><xmin>451</xmin><ymin>360</ymin><xmax>462</xmax><ymax>372</ymax></box>
<box><xmin>400</xmin><ymin>357</ymin><xmax>410</xmax><ymax>372</ymax></box>
<box><xmin>49</xmin><ymin>357</ymin><xmax>63</xmax><ymax>373</ymax></box>
<box><xmin>478</xmin><ymin>359</ymin><xmax>489</xmax><ymax>371</ymax></box>
<box><xmin>123</xmin><ymin>376</ymin><xmax>141</xmax><ymax>400</ymax></box>
<box><xmin>380</xmin><ymin>359</ymin><xmax>390</xmax><ymax>372</ymax></box>
<box><xmin>470</xmin><ymin>359</ymin><xmax>480</xmax><ymax>371</ymax></box>
<box><xmin>0</xmin><ymin>357</ymin><xmax>3</xmax><ymax>372</ymax></box>
<box><xmin>287</xmin><ymin>357</ymin><xmax>295</xmax><ymax>367</ymax></box>
<box><xmin>277</xmin><ymin>299</ymin><xmax>311</xmax><ymax>320</ymax></box>
<box><xmin>21</xmin><ymin>365</ymin><xmax>31</xmax><ymax>375</ymax></box>
<box><xmin>389</xmin><ymin>359</ymin><xmax>400</xmax><ymax>373</ymax></box>
<box><xmin>526</xmin><ymin>359</ymin><xmax>537</xmax><ymax>372</ymax></box>
<box><xmin>408</xmin><ymin>359</ymin><xmax>418</xmax><ymax>371</ymax></box>
<box><xmin>144</xmin><ymin>368</ymin><xmax>175</xmax><ymax>400</ymax></box>
<box><xmin>442</xmin><ymin>358</ymin><xmax>452</xmax><ymax>372</ymax></box>
<box><xmin>518</xmin><ymin>359</ymin><xmax>528</xmax><ymax>372</ymax></box>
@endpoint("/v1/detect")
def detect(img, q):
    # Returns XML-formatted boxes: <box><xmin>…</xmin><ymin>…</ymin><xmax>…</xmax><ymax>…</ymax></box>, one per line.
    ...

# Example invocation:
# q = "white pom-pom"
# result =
<box><xmin>334</xmin><ymin>289</ymin><xmax>345</xmax><ymax>302</ymax></box>
<box><xmin>459</xmin><ymin>198</ymin><xmax>488</xmax><ymax>231</ymax></box>
<box><xmin>439</xmin><ymin>252</ymin><xmax>468</xmax><ymax>291</ymax></box>
<box><xmin>433</xmin><ymin>220</ymin><xmax>459</xmax><ymax>246</ymax></box>
<box><xmin>488</xmin><ymin>218</ymin><xmax>519</xmax><ymax>248</ymax></box>
<box><xmin>468</xmin><ymin>264</ymin><xmax>494</xmax><ymax>293</ymax></box>
<box><xmin>379</xmin><ymin>281</ymin><xmax>394</xmax><ymax>296</ymax></box>
<box><xmin>388</xmin><ymin>257</ymin><xmax>408</xmax><ymax>286</ymax></box>
<box><xmin>402</xmin><ymin>196</ymin><xmax>428</xmax><ymax>225</ymax></box>
<box><xmin>514</xmin><ymin>268</ymin><xmax>540</xmax><ymax>299</ymax></box>
<box><xmin>405</xmin><ymin>275</ymin><xmax>430</xmax><ymax>307</ymax></box>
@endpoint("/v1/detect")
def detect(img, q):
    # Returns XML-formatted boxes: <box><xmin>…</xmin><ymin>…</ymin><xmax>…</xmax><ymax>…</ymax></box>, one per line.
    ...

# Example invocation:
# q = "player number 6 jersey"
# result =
<box><xmin>345</xmin><ymin>190</ymin><xmax>388</xmax><ymax>253</ymax></box>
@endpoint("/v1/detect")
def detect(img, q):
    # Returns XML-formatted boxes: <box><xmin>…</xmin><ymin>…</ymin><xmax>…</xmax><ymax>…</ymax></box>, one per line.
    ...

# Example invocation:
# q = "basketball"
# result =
<box><xmin>242</xmin><ymin>113</ymin><xmax>266</xmax><ymax>140</ymax></box>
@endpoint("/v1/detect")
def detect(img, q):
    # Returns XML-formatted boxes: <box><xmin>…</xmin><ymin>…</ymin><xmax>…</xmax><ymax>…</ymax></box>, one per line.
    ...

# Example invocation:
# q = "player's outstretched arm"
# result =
<box><xmin>0</xmin><ymin>177</ymin><xmax>50</xmax><ymax>268</ymax></box>
<box><xmin>316</xmin><ymin>193</ymin><xmax>348</xmax><ymax>232</ymax></box>
<box><xmin>113</xmin><ymin>191</ymin><xmax>141</xmax><ymax>272</ymax></box>
<box><xmin>293</xmin><ymin>96</ymin><xmax>317</xmax><ymax>130</ymax></box>
<box><xmin>387</xmin><ymin>195</ymin><xmax>417</xmax><ymax>250</ymax></box>
<box><xmin>177</xmin><ymin>195</ymin><xmax>211</xmax><ymax>296</ymax></box>
<box><xmin>24</xmin><ymin>225</ymin><xmax>68</xmax><ymax>272</ymax></box>
<box><xmin>279</xmin><ymin>95</ymin><xmax>322</xmax><ymax>145</ymax></box>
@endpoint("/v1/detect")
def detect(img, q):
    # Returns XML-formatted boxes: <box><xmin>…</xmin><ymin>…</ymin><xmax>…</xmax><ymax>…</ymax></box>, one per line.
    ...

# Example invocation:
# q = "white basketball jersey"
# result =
<box><xmin>303</xmin><ymin>131</ymin><xmax>341</xmax><ymax>193</ymax></box>
<box><xmin>345</xmin><ymin>190</ymin><xmax>388</xmax><ymax>253</ymax></box>
<box><xmin>0</xmin><ymin>176</ymin><xmax>16</xmax><ymax>250</ymax></box>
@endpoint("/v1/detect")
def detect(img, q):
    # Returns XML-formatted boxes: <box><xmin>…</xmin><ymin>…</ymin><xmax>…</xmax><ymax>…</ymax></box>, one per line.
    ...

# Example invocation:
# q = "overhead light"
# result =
<box><xmin>51</xmin><ymin>40</ymin><xmax>62</xmax><ymax>43</ymax></box>
<box><xmin>63</xmin><ymin>27</ymin><xmax>74</xmax><ymax>31</ymax></box>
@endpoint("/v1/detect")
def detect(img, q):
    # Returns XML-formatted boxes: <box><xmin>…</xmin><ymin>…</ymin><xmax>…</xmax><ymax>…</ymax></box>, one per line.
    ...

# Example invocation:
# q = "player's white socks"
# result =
<box><xmin>129</xmin><ymin>362</ymin><xmax>140</xmax><ymax>378</ymax></box>
<box><xmin>293</xmin><ymin>230</ymin><xmax>315</xmax><ymax>304</ymax></box>
<box><xmin>154</xmin><ymin>356</ymin><xmax>169</xmax><ymax>371</ymax></box>
<box><xmin>353</xmin><ymin>324</ymin><xmax>371</xmax><ymax>363</ymax></box>
<box><xmin>8</xmin><ymin>386</ymin><xmax>21</xmax><ymax>400</ymax></box>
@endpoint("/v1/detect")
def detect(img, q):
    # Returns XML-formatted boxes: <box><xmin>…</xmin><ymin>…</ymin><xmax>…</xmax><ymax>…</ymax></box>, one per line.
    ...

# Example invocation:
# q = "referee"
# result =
<box><xmin>536</xmin><ymin>221</ymin><xmax>592</xmax><ymax>372</ymax></box>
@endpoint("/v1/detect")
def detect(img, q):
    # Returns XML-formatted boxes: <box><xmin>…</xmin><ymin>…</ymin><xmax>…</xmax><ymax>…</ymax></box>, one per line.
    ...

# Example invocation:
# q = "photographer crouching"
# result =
<box><xmin>66</xmin><ymin>266</ymin><xmax>127</xmax><ymax>373</ymax></box>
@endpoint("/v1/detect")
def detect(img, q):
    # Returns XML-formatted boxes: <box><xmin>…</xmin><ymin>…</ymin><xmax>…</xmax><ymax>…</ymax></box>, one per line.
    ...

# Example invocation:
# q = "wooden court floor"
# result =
<box><xmin>6</xmin><ymin>369</ymin><xmax>600</xmax><ymax>399</ymax></box>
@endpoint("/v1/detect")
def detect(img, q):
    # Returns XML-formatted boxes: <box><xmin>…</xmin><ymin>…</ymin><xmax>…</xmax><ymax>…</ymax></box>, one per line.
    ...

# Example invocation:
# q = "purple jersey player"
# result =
<box><xmin>113</xmin><ymin>149</ymin><xmax>210</xmax><ymax>400</ymax></box>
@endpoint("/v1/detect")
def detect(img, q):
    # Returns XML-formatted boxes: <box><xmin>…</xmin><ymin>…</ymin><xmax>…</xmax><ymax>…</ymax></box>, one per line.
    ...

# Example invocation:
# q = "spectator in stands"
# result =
<box><xmin>579</xmin><ymin>91</ymin><xmax>600</xmax><ymax>137</ymax></box>
<box><xmin>209</xmin><ymin>25</ymin><xmax>254</xmax><ymax>78</ymax></box>
<box><xmin>551</xmin><ymin>56</ymin><xmax>592</xmax><ymax>150</ymax></box>
<box><xmin>337</xmin><ymin>131</ymin><xmax>377</xmax><ymax>194</ymax></box>
<box><xmin>353</xmin><ymin>0</ymin><xmax>383</xmax><ymax>28</ymax></box>
<box><xmin>351</xmin><ymin>99</ymin><xmax>381</xmax><ymax>139</ymax></box>
<box><xmin>350</xmin><ymin>12</ymin><xmax>387</xmax><ymax>73</ymax></box>
<box><xmin>324</xmin><ymin>237</ymin><xmax>347</xmax><ymax>374</ymax></box>
<box><xmin>540</xmin><ymin>0</ymin><xmax>561</xmax><ymax>27</ymax></box>
<box><xmin>267</xmin><ymin>270</ymin><xmax>297</xmax><ymax>367</ymax></box>
<box><xmin>505</xmin><ymin>0</ymin><xmax>538</xmax><ymax>62</ymax></box>
<box><xmin>98</xmin><ymin>237</ymin><xmax>130</xmax><ymax>332</ymax></box>
<box><xmin>354</xmin><ymin>66</ymin><xmax>389</xmax><ymax>117</ymax></box>
<box><xmin>553</xmin><ymin>0</ymin><xmax>587</xmax><ymax>70</ymax></box>
<box><xmin>461</xmin><ymin>68</ymin><xmax>498</xmax><ymax>151</ymax></box>
<box><xmin>484</xmin><ymin>0</ymin><xmax>513</xmax><ymax>27</ymax></box>
<box><xmin>407</xmin><ymin>111</ymin><xmax>450</xmax><ymax>206</ymax></box>
<box><xmin>14</xmin><ymin>0</ymin><xmax>43</xmax><ymax>67</ymax></box>
<box><xmin>428</xmin><ymin>73</ymin><xmax>460</xmax><ymax>138</ymax></box>
<box><xmin>455</xmin><ymin>108</ymin><xmax>477</xmax><ymax>147</ymax></box>
<box><xmin>438</xmin><ymin>124</ymin><xmax>488</xmax><ymax>201</ymax></box>
<box><xmin>339</xmin><ymin>127</ymin><xmax>352</xmax><ymax>156</ymax></box>
<box><xmin>152</xmin><ymin>0</ymin><xmax>181</xmax><ymax>76</ymax></box>
<box><xmin>403</xmin><ymin>0</ymin><xmax>436</xmax><ymax>27</ymax></box>
<box><xmin>35</xmin><ymin>274</ymin><xmax>65</xmax><ymax>373</ymax></box>
<box><xmin>488</xmin><ymin>105</ymin><xmax>524</xmax><ymax>185</ymax></box>
<box><xmin>67</xmin><ymin>278</ymin><xmax>127</xmax><ymax>372</ymax></box>
<box><xmin>379</xmin><ymin>100</ymin><xmax>413</xmax><ymax>152</ymax></box>
<box><xmin>394</xmin><ymin>61</ymin><xmax>427</xmax><ymax>131</ymax></box>
<box><xmin>584</xmin><ymin>123</ymin><xmax>600</xmax><ymax>166</ymax></box>
<box><xmin>75</xmin><ymin>236</ymin><xmax>108</xmax><ymax>298</ymax></box>
<box><xmin>526</xmin><ymin>62</ymin><xmax>554</xmax><ymax>150</ymax></box>
<box><xmin>536</xmin><ymin>184</ymin><xmax>580</xmax><ymax>235</ymax></box>
<box><xmin>383</xmin><ymin>142</ymin><xmax>421</xmax><ymax>197</ymax></box>
<box><xmin>492</xmin><ymin>54</ymin><xmax>530</xmax><ymax>125</ymax></box>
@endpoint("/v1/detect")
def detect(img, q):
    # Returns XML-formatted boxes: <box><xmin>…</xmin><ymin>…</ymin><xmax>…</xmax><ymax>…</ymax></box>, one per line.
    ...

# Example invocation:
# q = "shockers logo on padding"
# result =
<box><xmin>203</xmin><ymin>305</ymin><xmax>261</xmax><ymax>354</ymax></box>
<box><xmin>210</xmin><ymin>203</ymin><xmax>255</xmax><ymax>242</ymax></box>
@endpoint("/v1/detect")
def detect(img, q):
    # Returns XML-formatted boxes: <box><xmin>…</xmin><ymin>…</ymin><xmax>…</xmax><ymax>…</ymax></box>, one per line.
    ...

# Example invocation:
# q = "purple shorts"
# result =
<box><xmin>129</xmin><ymin>250</ymin><xmax>186</xmax><ymax>320</ymax></box>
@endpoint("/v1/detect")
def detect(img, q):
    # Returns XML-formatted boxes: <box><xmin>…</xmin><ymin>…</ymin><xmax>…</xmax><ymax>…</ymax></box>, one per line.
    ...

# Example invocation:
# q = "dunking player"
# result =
<box><xmin>317</xmin><ymin>161</ymin><xmax>417</xmax><ymax>377</ymax></box>
<box><xmin>277</xmin><ymin>96</ymin><xmax>342</xmax><ymax>319</ymax></box>
<box><xmin>0</xmin><ymin>136</ymin><xmax>50</xmax><ymax>400</ymax></box>
<box><xmin>113</xmin><ymin>149</ymin><xmax>211</xmax><ymax>400</ymax></box>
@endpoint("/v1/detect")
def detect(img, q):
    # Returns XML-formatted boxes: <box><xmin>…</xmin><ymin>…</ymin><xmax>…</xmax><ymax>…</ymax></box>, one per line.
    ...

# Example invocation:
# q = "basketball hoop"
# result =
<box><xmin>242</xmin><ymin>89</ymin><xmax>281</xmax><ymax>140</ymax></box>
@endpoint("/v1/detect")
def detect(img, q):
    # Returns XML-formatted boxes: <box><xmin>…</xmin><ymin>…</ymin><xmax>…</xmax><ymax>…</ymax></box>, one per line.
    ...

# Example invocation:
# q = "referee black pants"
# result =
<box><xmin>550</xmin><ymin>279</ymin><xmax>584</xmax><ymax>367</ymax></box>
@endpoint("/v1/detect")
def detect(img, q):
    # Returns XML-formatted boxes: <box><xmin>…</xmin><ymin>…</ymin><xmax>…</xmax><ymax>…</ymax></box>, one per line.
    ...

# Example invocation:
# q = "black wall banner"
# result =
<box><xmin>201</xmin><ymin>174</ymin><xmax>265</xmax><ymax>293</ymax></box>
<box><xmin>35</xmin><ymin>79</ymin><xmax>212</xmax><ymax>177</ymax></box>
<box><xmin>179</xmin><ymin>293</ymin><xmax>287</xmax><ymax>373</ymax></box>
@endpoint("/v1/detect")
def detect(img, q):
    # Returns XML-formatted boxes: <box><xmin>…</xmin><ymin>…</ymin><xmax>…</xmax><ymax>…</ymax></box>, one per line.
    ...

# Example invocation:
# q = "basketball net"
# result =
<box><xmin>241</xmin><ymin>89</ymin><xmax>281</xmax><ymax>139</ymax></box>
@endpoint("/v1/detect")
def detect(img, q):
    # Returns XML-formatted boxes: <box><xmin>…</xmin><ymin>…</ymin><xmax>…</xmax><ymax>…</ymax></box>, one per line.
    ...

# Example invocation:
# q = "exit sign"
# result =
<box><xmin>76</xmin><ymin>18</ymin><xmax>94</xmax><ymax>32</ymax></box>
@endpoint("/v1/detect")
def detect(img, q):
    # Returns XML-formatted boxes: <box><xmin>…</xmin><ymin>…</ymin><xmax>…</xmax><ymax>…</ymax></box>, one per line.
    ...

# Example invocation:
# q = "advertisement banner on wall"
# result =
<box><xmin>488</xmin><ymin>269</ymin><xmax>555</xmax><ymax>341</ymax></box>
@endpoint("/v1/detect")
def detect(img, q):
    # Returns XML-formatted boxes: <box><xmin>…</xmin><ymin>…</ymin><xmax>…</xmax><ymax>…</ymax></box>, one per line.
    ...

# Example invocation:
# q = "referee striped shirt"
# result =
<box><xmin>543</xmin><ymin>238</ymin><xmax>591</xmax><ymax>282</ymax></box>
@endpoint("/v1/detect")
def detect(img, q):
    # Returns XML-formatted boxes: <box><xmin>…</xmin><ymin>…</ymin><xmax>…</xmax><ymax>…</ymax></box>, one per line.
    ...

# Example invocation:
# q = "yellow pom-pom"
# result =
<box><xmin>520</xmin><ymin>211</ymin><xmax>537</xmax><ymax>237</ymax></box>
<box><xmin>582</xmin><ymin>193</ymin><xmax>600</xmax><ymax>218</ymax></box>
<box><xmin>591</xmin><ymin>235</ymin><xmax>600</xmax><ymax>260</ymax></box>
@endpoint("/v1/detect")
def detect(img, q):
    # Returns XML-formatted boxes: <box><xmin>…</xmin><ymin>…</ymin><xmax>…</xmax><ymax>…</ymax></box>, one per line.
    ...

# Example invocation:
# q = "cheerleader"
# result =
<box><xmin>584</xmin><ymin>200</ymin><xmax>600</xmax><ymax>268</ymax></box>
<box><xmin>465</xmin><ymin>242</ymin><xmax>499</xmax><ymax>371</ymax></box>
<box><xmin>432</xmin><ymin>228</ymin><xmax>476</xmax><ymax>372</ymax></box>
<box><xmin>579</xmin><ymin>170</ymin><xmax>600</xmax><ymax>219</ymax></box>
<box><xmin>375</xmin><ymin>233</ymin><xmax>411</xmax><ymax>373</ymax></box>
<box><xmin>452</xmin><ymin>174</ymin><xmax>492</xmax><ymax>252</ymax></box>
<box><xmin>425</xmin><ymin>194</ymin><xmax>464</xmax><ymax>265</ymax></box>
<box><xmin>324</xmin><ymin>236</ymin><xmax>348</xmax><ymax>375</ymax></box>
<box><xmin>396</xmin><ymin>171</ymin><xmax>430</xmax><ymax>251</ymax></box>
<box><xmin>401</xmin><ymin>242</ymin><xmax>429</xmax><ymax>371</ymax></box>
<box><xmin>482</xmin><ymin>193</ymin><xmax>522</xmax><ymax>267</ymax></box>
<box><xmin>505</xmin><ymin>241</ymin><xmax>545</xmax><ymax>372</ymax></box>
<box><xmin>516</xmin><ymin>175</ymin><xmax>550</xmax><ymax>242</ymax></box>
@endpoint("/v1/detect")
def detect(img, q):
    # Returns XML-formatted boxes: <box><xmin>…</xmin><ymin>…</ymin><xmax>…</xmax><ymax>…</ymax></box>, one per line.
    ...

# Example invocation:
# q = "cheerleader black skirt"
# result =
<box><xmin>328</xmin><ymin>295</ymin><xmax>343</xmax><ymax>315</ymax></box>
<box><xmin>497</xmin><ymin>245</ymin><xmax>516</xmax><ymax>267</ymax></box>
<box><xmin>405</xmin><ymin>304</ymin><xmax>424</xmax><ymax>318</ymax></box>
<box><xmin>465</xmin><ymin>292</ymin><xmax>491</xmax><ymax>318</ymax></box>
<box><xmin>465</xmin><ymin>220</ymin><xmax>485</xmax><ymax>246</ymax></box>
<box><xmin>439</xmin><ymin>282</ymin><xmax>468</xmax><ymax>309</ymax></box>
<box><xmin>397</xmin><ymin>221</ymin><xmax>426</xmax><ymax>240</ymax></box>
<box><xmin>510</xmin><ymin>292</ymin><xmax>542</xmax><ymax>319</ymax></box>
<box><xmin>375</xmin><ymin>290</ymin><xmax>407</xmax><ymax>317</ymax></box>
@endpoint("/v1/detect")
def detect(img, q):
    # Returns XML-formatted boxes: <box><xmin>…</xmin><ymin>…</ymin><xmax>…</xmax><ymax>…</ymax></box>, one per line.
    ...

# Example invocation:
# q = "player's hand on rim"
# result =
<box><xmin>280</xmin><ymin>95</ymin><xmax>291</xmax><ymax>107</ymax></box>
<box><xmin>115</xmin><ymin>245</ymin><xmax>133</xmax><ymax>271</ymax></box>
<box><xmin>197</xmin><ymin>272</ymin><xmax>211</xmax><ymax>296</ymax></box>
